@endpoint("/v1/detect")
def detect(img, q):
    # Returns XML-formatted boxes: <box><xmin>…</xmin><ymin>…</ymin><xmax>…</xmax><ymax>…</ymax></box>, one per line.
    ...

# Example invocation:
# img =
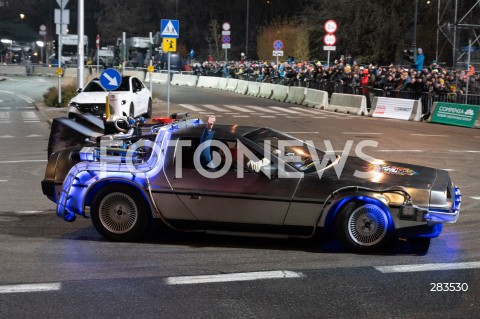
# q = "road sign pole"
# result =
<box><xmin>167</xmin><ymin>52</ymin><xmax>171</xmax><ymax>116</ymax></box>
<box><xmin>327</xmin><ymin>51</ymin><xmax>331</xmax><ymax>67</ymax></box>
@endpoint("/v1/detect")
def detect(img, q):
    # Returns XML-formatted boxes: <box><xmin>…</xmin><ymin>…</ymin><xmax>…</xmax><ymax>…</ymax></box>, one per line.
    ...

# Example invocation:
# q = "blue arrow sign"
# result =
<box><xmin>100</xmin><ymin>68</ymin><xmax>122</xmax><ymax>91</ymax></box>
<box><xmin>161</xmin><ymin>19</ymin><xmax>179</xmax><ymax>38</ymax></box>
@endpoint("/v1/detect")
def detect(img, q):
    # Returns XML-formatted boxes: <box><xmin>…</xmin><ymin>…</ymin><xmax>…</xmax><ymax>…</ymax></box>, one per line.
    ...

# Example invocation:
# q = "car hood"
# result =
<box><xmin>71</xmin><ymin>92</ymin><xmax>107</xmax><ymax>103</ymax></box>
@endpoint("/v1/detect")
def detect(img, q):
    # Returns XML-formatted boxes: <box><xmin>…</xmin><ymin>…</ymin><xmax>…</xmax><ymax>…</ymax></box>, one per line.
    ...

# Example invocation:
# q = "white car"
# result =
<box><xmin>68</xmin><ymin>76</ymin><xmax>152</xmax><ymax>120</ymax></box>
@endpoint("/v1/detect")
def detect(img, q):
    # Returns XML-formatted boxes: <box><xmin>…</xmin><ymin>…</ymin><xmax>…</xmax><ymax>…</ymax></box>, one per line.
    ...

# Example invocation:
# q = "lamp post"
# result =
<box><xmin>19</xmin><ymin>13</ymin><xmax>25</xmax><ymax>24</ymax></box>
<box><xmin>245</xmin><ymin>0</ymin><xmax>249</xmax><ymax>59</ymax></box>
<box><xmin>413</xmin><ymin>0</ymin><xmax>419</xmax><ymax>62</ymax></box>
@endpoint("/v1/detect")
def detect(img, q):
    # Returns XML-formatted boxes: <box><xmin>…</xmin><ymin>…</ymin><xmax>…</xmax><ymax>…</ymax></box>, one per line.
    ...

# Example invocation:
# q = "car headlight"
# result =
<box><xmin>68</xmin><ymin>101</ymin><xmax>79</xmax><ymax>108</ymax></box>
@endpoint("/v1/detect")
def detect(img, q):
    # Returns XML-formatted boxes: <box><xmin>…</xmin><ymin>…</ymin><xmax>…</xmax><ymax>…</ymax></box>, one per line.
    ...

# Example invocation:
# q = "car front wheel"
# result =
<box><xmin>91</xmin><ymin>184</ymin><xmax>151</xmax><ymax>241</ymax></box>
<box><xmin>335</xmin><ymin>200</ymin><xmax>393</xmax><ymax>252</ymax></box>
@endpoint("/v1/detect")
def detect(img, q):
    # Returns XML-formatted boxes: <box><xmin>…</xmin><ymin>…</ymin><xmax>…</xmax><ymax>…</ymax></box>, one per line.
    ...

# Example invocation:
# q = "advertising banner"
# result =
<box><xmin>372</xmin><ymin>97</ymin><xmax>415</xmax><ymax>120</ymax></box>
<box><xmin>430</xmin><ymin>102</ymin><xmax>479</xmax><ymax>128</ymax></box>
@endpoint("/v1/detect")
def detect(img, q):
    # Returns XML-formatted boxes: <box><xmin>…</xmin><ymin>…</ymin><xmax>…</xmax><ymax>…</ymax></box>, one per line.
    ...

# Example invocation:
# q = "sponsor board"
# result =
<box><xmin>372</xmin><ymin>97</ymin><xmax>414</xmax><ymax>121</ymax></box>
<box><xmin>430</xmin><ymin>102</ymin><xmax>479</xmax><ymax>128</ymax></box>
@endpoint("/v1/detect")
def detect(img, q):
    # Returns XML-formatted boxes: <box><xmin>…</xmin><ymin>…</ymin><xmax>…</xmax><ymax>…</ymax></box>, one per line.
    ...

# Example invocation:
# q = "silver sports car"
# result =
<box><xmin>42</xmin><ymin>114</ymin><xmax>461</xmax><ymax>253</ymax></box>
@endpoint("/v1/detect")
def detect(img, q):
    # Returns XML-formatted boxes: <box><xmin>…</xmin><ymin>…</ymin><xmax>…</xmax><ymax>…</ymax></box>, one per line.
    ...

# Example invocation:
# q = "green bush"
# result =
<box><xmin>43</xmin><ymin>85</ymin><xmax>78</xmax><ymax>107</ymax></box>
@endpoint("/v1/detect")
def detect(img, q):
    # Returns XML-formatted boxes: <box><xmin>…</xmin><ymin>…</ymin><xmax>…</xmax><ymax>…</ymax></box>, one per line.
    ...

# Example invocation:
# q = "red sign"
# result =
<box><xmin>324</xmin><ymin>33</ymin><xmax>336</xmax><ymax>46</ymax></box>
<box><xmin>324</xmin><ymin>20</ymin><xmax>338</xmax><ymax>33</ymax></box>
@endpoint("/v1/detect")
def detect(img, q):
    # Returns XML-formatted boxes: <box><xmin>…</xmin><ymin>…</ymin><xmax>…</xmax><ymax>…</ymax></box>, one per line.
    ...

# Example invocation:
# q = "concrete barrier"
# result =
<box><xmin>145</xmin><ymin>72</ymin><xmax>169</xmax><ymax>84</ymax></box>
<box><xmin>285</xmin><ymin>87</ymin><xmax>305</xmax><ymax>104</ymax></box>
<box><xmin>328</xmin><ymin>93</ymin><xmax>368</xmax><ymax>115</ymax></box>
<box><xmin>124</xmin><ymin>70</ymin><xmax>146</xmax><ymax>79</ymax></box>
<box><xmin>0</xmin><ymin>65</ymin><xmax>28</xmax><ymax>76</ymax></box>
<box><xmin>196</xmin><ymin>76</ymin><xmax>220</xmax><ymax>89</ymax></box>
<box><xmin>246</xmin><ymin>82</ymin><xmax>261</xmax><ymax>97</ymax></box>
<box><xmin>271</xmin><ymin>84</ymin><xmax>288</xmax><ymax>102</ymax></box>
<box><xmin>171</xmin><ymin>74</ymin><xmax>198</xmax><ymax>86</ymax></box>
<box><xmin>303</xmin><ymin>89</ymin><xmax>328</xmax><ymax>109</ymax></box>
<box><xmin>226</xmin><ymin>78</ymin><xmax>239</xmax><ymax>92</ymax></box>
<box><xmin>258</xmin><ymin>83</ymin><xmax>274</xmax><ymax>99</ymax></box>
<box><xmin>218</xmin><ymin>77</ymin><xmax>229</xmax><ymax>90</ymax></box>
<box><xmin>31</xmin><ymin>66</ymin><xmax>57</xmax><ymax>77</ymax></box>
<box><xmin>409</xmin><ymin>99</ymin><xmax>423</xmax><ymax>122</ymax></box>
<box><xmin>234</xmin><ymin>80</ymin><xmax>249</xmax><ymax>94</ymax></box>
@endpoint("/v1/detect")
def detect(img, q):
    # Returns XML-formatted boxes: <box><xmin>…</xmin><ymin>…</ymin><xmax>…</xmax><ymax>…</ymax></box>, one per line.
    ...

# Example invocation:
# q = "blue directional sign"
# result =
<box><xmin>100</xmin><ymin>68</ymin><xmax>122</xmax><ymax>91</ymax></box>
<box><xmin>161</xmin><ymin>19</ymin><xmax>179</xmax><ymax>38</ymax></box>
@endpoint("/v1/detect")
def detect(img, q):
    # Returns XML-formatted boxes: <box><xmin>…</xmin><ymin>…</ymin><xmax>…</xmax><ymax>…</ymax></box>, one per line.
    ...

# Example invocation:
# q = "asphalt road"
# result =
<box><xmin>0</xmin><ymin>76</ymin><xmax>479</xmax><ymax>318</ymax></box>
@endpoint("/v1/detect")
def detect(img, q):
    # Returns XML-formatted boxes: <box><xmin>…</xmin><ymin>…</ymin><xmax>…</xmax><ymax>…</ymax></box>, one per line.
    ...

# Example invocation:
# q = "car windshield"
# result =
<box><xmin>245</xmin><ymin>128</ymin><xmax>327</xmax><ymax>173</ymax></box>
<box><xmin>113</xmin><ymin>77</ymin><xmax>131</xmax><ymax>92</ymax></box>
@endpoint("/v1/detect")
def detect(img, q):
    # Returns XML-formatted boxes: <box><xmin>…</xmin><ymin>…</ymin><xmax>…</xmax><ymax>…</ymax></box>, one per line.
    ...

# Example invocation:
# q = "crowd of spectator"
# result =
<box><xmin>187</xmin><ymin>57</ymin><xmax>479</xmax><ymax>97</ymax></box>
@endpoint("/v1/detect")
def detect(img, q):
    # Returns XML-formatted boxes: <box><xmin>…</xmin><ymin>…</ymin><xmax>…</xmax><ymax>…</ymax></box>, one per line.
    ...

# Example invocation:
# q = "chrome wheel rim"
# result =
<box><xmin>99</xmin><ymin>192</ymin><xmax>138</xmax><ymax>234</ymax></box>
<box><xmin>347</xmin><ymin>204</ymin><xmax>388</xmax><ymax>246</ymax></box>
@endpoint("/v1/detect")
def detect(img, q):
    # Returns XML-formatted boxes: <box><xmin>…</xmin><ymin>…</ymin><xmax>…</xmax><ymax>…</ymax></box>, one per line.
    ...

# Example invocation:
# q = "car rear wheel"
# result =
<box><xmin>335</xmin><ymin>200</ymin><xmax>393</xmax><ymax>252</ymax></box>
<box><xmin>91</xmin><ymin>184</ymin><xmax>150</xmax><ymax>241</ymax></box>
<box><xmin>145</xmin><ymin>98</ymin><xmax>152</xmax><ymax>118</ymax></box>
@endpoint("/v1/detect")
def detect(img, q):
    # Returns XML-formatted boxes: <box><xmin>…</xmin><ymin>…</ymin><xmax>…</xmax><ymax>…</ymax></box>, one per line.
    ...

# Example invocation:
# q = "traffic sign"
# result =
<box><xmin>56</xmin><ymin>0</ymin><xmax>69</xmax><ymax>9</ymax></box>
<box><xmin>323</xmin><ymin>46</ymin><xmax>336</xmax><ymax>51</ymax></box>
<box><xmin>161</xmin><ymin>19</ymin><xmax>179</xmax><ymax>38</ymax></box>
<box><xmin>147</xmin><ymin>65</ymin><xmax>154</xmax><ymax>72</ymax></box>
<box><xmin>222</xmin><ymin>43</ymin><xmax>231</xmax><ymax>49</ymax></box>
<box><xmin>324</xmin><ymin>20</ymin><xmax>338</xmax><ymax>33</ymax></box>
<box><xmin>324</xmin><ymin>33</ymin><xmax>336</xmax><ymax>46</ymax></box>
<box><xmin>222</xmin><ymin>22</ymin><xmax>231</xmax><ymax>31</ymax></box>
<box><xmin>162</xmin><ymin>38</ymin><xmax>177</xmax><ymax>52</ymax></box>
<box><xmin>56</xmin><ymin>68</ymin><xmax>63</xmax><ymax>75</ymax></box>
<box><xmin>100</xmin><ymin>68</ymin><xmax>122</xmax><ymax>91</ymax></box>
<box><xmin>222</xmin><ymin>35</ymin><xmax>231</xmax><ymax>44</ymax></box>
<box><xmin>273</xmin><ymin>40</ymin><xmax>283</xmax><ymax>51</ymax></box>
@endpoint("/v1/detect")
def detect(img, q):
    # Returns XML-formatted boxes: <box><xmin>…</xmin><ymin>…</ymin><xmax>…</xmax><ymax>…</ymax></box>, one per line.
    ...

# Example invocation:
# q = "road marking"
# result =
<box><xmin>202</xmin><ymin>104</ymin><xmax>229</xmax><ymax>112</ymax></box>
<box><xmin>313</xmin><ymin>117</ymin><xmax>327</xmax><ymax>119</ymax></box>
<box><xmin>15</xmin><ymin>211</ymin><xmax>44</xmax><ymax>214</ymax></box>
<box><xmin>233</xmin><ymin>115</ymin><xmax>250</xmax><ymax>118</ymax></box>
<box><xmin>0</xmin><ymin>283</ymin><xmax>61</xmax><ymax>294</ymax></box>
<box><xmin>375</xmin><ymin>261</ymin><xmax>480</xmax><ymax>273</ymax></box>
<box><xmin>0</xmin><ymin>106</ymin><xmax>11</xmax><ymax>110</ymax></box>
<box><xmin>449</xmin><ymin>150</ymin><xmax>480</xmax><ymax>153</ymax></box>
<box><xmin>290</xmin><ymin>107</ymin><xmax>324</xmax><ymax>114</ymax></box>
<box><xmin>25</xmin><ymin>134</ymin><xmax>43</xmax><ymax>137</ymax></box>
<box><xmin>0</xmin><ymin>159</ymin><xmax>47</xmax><ymax>164</ymax></box>
<box><xmin>375</xmin><ymin>150</ymin><xmax>423</xmax><ymax>153</ymax></box>
<box><xmin>223</xmin><ymin>105</ymin><xmax>255</xmax><ymax>112</ymax></box>
<box><xmin>260</xmin><ymin>115</ymin><xmax>276</xmax><ymax>118</ymax></box>
<box><xmin>0</xmin><ymin>180</ymin><xmax>7</xmax><ymax>182</ymax></box>
<box><xmin>269</xmin><ymin>106</ymin><xmax>300</xmax><ymax>114</ymax></box>
<box><xmin>410</xmin><ymin>134</ymin><xmax>448</xmax><ymax>137</ymax></box>
<box><xmin>0</xmin><ymin>135</ymin><xmax>14</xmax><ymax>138</ymax></box>
<box><xmin>470</xmin><ymin>197</ymin><xmax>480</xmax><ymax>200</ymax></box>
<box><xmin>166</xmin><ymin>270</ymin><xmax>303</xmax><ymax>285</ymax></box>
<box><xmin>178</xmin><ymin>104</ymin><xmax>203</xmax><ymax>111</ymax></box>
<box><xmin>342</xmin><ymin>132</ymin><xmax>383</xmax><ymax>135</ymax></box>
<box><xmin>245</xmin><ymin>105</ymin><xmax>278</xmax><ymax>113</ymax></box>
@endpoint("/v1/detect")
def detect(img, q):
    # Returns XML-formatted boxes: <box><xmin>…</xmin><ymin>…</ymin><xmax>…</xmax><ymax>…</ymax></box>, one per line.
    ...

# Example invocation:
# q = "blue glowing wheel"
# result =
<box><xmin>91</xmin><ymin>184</ymin><xmax>151</xmax><ymax>241</ymax></box>
<box><xmin>335</xmin><ymin>200</ymin><xmax>393</xmax><ymax>252</ymax></box>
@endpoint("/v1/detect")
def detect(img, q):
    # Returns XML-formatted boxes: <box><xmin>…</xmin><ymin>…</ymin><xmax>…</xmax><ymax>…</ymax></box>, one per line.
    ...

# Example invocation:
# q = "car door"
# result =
<box><xmin>164</xmin><ymin>131</ymin><xmax>301</xmax><ymax>225</ymax></box>
<box><xmin>131</xmin><ymin>77</ymin><xmax>147</xmax><ymax>116</ymax></box>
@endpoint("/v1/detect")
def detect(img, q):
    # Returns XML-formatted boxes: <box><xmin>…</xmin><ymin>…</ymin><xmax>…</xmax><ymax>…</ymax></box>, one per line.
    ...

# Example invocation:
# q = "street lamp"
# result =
<box><xmin>245</xmin><ymin>0</ymin><xmax>249</xmax><ymax>59</ymax></box>
<box><xmin>19</xmin><ymin>13</ymin><xmax>25</xmax><ymax>24</ymax></box>
<box><xmin>413</xmin><ymin>0</ymin><xmax>419</xmax><ymax>62</ymax></box>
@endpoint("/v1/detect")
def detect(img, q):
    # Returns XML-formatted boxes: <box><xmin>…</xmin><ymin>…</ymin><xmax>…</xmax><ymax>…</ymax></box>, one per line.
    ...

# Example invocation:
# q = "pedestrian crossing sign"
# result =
<box><xmin>161</xmin><ymin>19</ymin><xmax>179</xmax><ymax>38</ymax></box>
<box><xmin>162</xmin><ymin>38</ymin><xmax>177</xmax><ymax>52</ymax></box>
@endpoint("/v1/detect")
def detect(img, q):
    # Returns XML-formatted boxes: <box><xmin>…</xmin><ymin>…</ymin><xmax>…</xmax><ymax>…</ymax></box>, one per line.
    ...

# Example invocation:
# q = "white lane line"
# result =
<box><xmin>449</xmin><ymin>150</ymin><xmax>480</xmax><ymax>153</ymax></box>
<box><xmin>290</xmin><ymin>107</ymin><xmax>324</xmax><ymax>114</ymax></box>
<box><xmin>375</xmin><ymin>150</ymin><xmax>423</xmax><ymax>153</ymax></box>
<box><xmin>342</xmin><ymin>132</ymin><xmax>383</xmax><ymax>135</ymax></box>
<box><xmin>470</xmin><ymin>197</ymin><xmax>480</xmax><ymax>200</ymax></box>
<box><xmin>260</xmin><ymin>115</ymin><xmax>276</xmax><ymax>118</ymax></box>
<box><xmin>0</xmin><ymin>180</ymin><xmax>7</xmax><ymax>182</ymax></box>
<box><xmin>0</xmin><ymin>159</ymin><xmax>47</xmax><ymax>164</ymax></box>
<box><xmin>202</xmin><ymin>104</ymin><xmax>229</xmax><ymax>112</ymax></box>
<box><xmin>0</xmin><ymin>283</ymin><xmax>61</xmax><ymax>294</ymax></box>
<box><xmin>375</xmin><ymin>261</ymin><xmax>480</xmax><ymax>273</ymax></box>
<box><xmin>15</xmin><ymin>211</ymin><xmax>44</xmax><ymax>214</ymax></box>
<box><xmin>244</xmin><ymin>105</ymin><xmax>278</xmax><ymax>113</ymax></box>
<box><xmin>178</xmin><ymin>104</ymin><xmax>203</xmax><ymax>111</ymax></box>
<box><xmin>233</xmin><ymin>115</ymin><xmax>250</xmax><ymax>118</ymax></box>
<box><xmin>269</xmin><ymin>106</ymin><xmax>300</xmax><ymax>114</ymax></box>
<box><xmin>0</xmin><ymin>135</ymin><xmax>15</xmax><ymax>138</ymax></box>
<box><xmin>25</xmin><ymin>134</ymin><xmax>43</xmax><ymax>137</ymax></box>
<box><xmin>166</xmin><ymin>270</ymin><xmax>303</xmax><ymax>285</ymax></box>
<box><xmin>313</xmin><ymin>117</ymin><xmax>327</xmax><ymax>119</ymax></box>
<box><xmin>410</xmin><ymin>134</ymin><xmax>448</xmax><ymax>137</ymax></box>
<box><xmin>223</xmin><ymin>105</ymin><xmax>255</xmax><ymax>113</ymax></box>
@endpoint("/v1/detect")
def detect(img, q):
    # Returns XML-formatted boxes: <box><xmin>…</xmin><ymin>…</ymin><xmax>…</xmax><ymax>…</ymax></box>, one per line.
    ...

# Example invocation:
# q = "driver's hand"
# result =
<box><xmin>247</xmin><ymin>158</ymin><xmax>270</xmax><ymax>172</ymax></box>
